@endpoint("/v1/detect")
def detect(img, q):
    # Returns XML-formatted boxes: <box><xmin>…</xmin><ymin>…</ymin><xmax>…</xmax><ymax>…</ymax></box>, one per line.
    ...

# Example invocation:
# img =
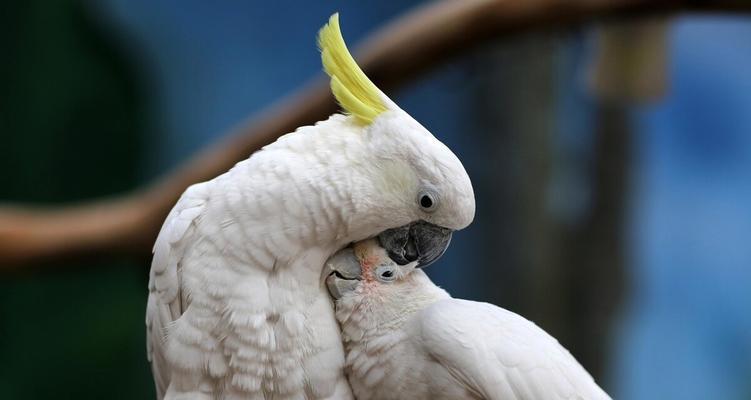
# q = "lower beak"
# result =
<box><xmin>326</xmin><ymin>274</ymin><xmax>359</xmax><ymax>300</ymax></box>
<box><xmin>377</xmin><ymin>221</ymin><xmax>452</xmax><ymax>268</ymax></box>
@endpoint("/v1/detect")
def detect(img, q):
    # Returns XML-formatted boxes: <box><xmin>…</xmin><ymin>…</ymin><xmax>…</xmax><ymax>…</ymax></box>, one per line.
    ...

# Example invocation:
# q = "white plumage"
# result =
<box><xmin>327</xmin><ymin>240</ymin><xmax>611</xmax><ymax>400</ymax></box>
<box><xmin>145</xmin><ymin>15</ymin><xmax>476</xmax><ymax>399</ymax></box>
<box><xmin>146</xmin><ymin>117</ymin><xmax>363</xmax><ymax>400</ymax></box>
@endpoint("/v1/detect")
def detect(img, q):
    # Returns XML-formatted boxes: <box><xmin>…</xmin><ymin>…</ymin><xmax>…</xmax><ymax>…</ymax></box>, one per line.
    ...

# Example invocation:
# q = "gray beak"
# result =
<box><xmin>323</xmin><ymin>248</ymin><xmax>362</xmax><ymax>300</ymax></box>
<box><xmin>377</xmin><ymin>220</ymin><xmax>452</xmax><ymax>268</ymax></box>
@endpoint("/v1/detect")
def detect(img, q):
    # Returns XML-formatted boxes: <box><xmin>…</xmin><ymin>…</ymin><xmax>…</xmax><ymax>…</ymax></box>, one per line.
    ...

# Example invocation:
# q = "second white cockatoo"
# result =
<box><xmin>145</xmin><ymin>14</ymin><xmax>475</xmax><ymax>400</ymax></box>
<box><xmin>325</xmin><ymin>239</ymin><xmax>612</xmax><ymax>400</ymax></box>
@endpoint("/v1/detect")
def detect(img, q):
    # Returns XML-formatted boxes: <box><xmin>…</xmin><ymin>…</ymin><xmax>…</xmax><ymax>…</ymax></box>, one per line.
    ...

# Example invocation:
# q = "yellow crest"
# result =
<box><xmin>318</xmin><ymin>13</ymin><xmax>387</xmax><ymax>125</ymax></box>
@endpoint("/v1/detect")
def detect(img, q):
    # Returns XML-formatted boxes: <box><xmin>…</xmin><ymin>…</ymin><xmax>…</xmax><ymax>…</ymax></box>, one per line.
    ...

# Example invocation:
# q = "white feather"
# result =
<box><xmin>335</xmin><ymin>266</ymin><xmax>612</xmax><ymax>400</ymax></box>
<box><xmin>145</xmin><ymin>117</ymin><xmax>361</xmax><ymax>400</ymax></box>
<box><xmin>147</xmin><ymin>100</ymin><xmax>476</xmax><ymax>399</ymax></box>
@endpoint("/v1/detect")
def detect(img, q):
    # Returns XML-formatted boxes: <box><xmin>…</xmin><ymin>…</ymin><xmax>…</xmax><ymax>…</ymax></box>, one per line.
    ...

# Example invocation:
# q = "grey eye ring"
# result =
<box><xmin>417</xmin><ymin>188</ymin><xmax>439</xmax><ymax>212</ymax></box>
<box><xmin>375</xmin><ymin>265</ymin><xmax>397</xmax><ymax>282</ymax></box>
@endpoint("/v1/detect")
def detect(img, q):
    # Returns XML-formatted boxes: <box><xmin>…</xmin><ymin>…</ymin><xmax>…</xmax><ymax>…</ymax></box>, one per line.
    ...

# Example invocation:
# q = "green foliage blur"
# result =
<box><xmin>0</xmin><ymin>1</ymin><xmax>154</xmax><ymax>398</ymax></box>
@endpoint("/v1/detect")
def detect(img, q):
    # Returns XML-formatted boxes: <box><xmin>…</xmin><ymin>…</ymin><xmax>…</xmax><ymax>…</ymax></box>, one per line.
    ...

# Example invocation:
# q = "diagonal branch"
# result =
<box><xmin>1</xmin><ymin>0</ymin><xmax>749</xmax><ymax>270</ymax></box>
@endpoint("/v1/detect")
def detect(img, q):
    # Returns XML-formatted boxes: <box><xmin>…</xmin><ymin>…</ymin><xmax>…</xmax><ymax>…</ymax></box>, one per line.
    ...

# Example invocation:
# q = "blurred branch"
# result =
<box><xmin>2</xmin><ymin>0</ymin><xmax>750</xmax><ymax>271</ymax></box>
<box><xmin>589</xmin><ymin>17</ymin><xmax>671</xmax><ymax>102</ymax></box>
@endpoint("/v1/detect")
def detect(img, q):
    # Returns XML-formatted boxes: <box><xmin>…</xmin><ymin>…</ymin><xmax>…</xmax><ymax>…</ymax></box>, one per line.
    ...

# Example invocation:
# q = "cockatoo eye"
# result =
<box><xmin>417</xmin><ymin>187</ymin><xmax>438</xmax><ymax>213</ymax></box>
<box><xmin>375</xmin><ymin>265</ymin><xmax>397</xmax><ymax>283</ymax></box>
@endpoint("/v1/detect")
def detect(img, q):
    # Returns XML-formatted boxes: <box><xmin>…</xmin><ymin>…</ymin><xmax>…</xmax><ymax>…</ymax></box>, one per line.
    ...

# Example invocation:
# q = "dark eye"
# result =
<box><xmin>420</xmin><ymin>195</ymin><xmax>433</xmax><ymax>209</ymax></box>
<box><xmin>375</xmin><ymin>265</ymin><xmax>397</xmax><ymax>282</ymax></box>
<box><xmin>417</xmin><ymin>188</ymin><xmax>438</xmax><ymax>212</ymax></box>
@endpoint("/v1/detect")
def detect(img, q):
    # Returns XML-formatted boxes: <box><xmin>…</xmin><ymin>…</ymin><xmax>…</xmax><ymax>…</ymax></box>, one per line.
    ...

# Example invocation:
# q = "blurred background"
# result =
<box><xmin>2</xmin><ymin>1</ymin><xmax>750</xmax><ymax>399</ymax></box>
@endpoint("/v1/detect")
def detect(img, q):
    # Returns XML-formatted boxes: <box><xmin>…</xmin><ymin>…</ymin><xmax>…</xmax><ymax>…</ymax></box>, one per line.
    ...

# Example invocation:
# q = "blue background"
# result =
<box><xmin>1</xmin><ymin>1</ymin><xmax>749</xmax><ymax>399</ymax></box>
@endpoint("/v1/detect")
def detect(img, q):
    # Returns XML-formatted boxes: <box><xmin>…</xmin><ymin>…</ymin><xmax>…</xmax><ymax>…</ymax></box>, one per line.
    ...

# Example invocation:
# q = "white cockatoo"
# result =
<box><xmin>325</xmin><ymin>239</ymin><xmax>612</xmax><ymax>400</ymax></box>
<box><xmin>145</xmin><ymin>14</ymin><xmax>475</xmax><ymax>400</ymax></box>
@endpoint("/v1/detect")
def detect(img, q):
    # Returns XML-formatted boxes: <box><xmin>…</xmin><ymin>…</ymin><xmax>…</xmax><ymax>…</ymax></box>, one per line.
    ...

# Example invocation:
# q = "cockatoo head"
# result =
<box><xmin>318</xmin><ymin>14</ymin><xmax>474</xmax><ymax>268</ymax></box>
<box><xmin>323</xmin><ymin>239</ymin><xmax>445</xmax><ymax>326</ymax></box>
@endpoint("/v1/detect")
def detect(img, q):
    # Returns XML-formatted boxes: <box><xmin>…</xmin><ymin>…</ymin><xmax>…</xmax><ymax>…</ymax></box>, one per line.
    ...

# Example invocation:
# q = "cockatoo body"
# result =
<box><xmin>325</xmin><ymin>240</ymin><xmax>612</xmax><ymax>400</ymax></box>
<box><xmin>146</xmin><ymin>14</ymin><xmax>475</xmax><ymax>400</ymax></box>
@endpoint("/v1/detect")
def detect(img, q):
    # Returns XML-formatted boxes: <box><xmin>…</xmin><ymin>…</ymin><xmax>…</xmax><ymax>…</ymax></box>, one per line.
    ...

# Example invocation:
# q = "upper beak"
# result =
<box><xmin>377</xmin><ymin>220</ymin><xmax>452</xmax><ymax>268</ymax></box>
<box><xmin>323</xmin><ymin>248</ymin><xmax>362</xmax><ymax>300</ymax></box>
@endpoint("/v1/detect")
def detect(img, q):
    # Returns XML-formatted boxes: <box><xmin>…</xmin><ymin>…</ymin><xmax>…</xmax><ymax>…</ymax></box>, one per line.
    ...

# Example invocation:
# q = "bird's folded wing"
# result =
<box><xmin>146</xmin><ymin>182</ymin><xmax>209</xmax><ymax>400</ymax></box>
<box><xmin>419</xmin><ymin>299</ymin><xmax>611</xmax><ymax>400</ymax></box>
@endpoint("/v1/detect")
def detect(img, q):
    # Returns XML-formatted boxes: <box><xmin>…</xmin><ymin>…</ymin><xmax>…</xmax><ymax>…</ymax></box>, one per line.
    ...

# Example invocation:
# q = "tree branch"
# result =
<box><xmin>2</xmin><ymin>0</ymin><xmax>749</xmax><ymax>270</ymax></box>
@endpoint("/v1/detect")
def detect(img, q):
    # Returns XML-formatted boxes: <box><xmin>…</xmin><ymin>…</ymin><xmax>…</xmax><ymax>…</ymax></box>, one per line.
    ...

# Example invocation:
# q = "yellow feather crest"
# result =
<box><xmin>318</xmin><ymin>13</ymin><xmax>387</xmax><ymax>125</ymax></box>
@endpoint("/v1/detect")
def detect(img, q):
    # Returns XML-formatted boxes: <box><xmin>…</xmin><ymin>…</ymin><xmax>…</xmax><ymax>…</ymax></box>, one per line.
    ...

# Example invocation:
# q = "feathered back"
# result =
<box><xmin>318</xmin><ymin>13</ymin><xmax>387</xmax><ymax>125</ymax></box>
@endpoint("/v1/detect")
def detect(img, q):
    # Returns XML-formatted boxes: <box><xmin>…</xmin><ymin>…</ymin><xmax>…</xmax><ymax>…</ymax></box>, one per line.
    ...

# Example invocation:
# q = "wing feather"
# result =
<box><xmin>146</xmin><ymin>182</ymin><xmax>210</xmax><ymax>400</ymax></box>
<box><xmin>420</xmin><ymin>299</ymin><xmax>611</xmax><ymax>400</ymax></box>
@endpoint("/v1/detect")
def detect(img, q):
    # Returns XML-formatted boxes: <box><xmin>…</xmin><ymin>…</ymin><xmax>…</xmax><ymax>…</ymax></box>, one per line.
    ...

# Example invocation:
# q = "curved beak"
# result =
<box><xmin>323</xmin><ymin>248</ymin><xmax>362</xmax><ymax>300</ymax></box>
<box><xmin>376</xmin><ymin>220</ymin><xmax>452</xmax><ymax>268</ymax></box>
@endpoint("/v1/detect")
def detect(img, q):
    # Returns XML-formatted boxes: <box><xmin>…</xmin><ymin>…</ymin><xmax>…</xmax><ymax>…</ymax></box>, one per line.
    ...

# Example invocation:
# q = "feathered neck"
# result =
<box><xmin>335</xmin><ymin>271</ymin><xmax>450</xmax><ymax>342</ymax></box>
